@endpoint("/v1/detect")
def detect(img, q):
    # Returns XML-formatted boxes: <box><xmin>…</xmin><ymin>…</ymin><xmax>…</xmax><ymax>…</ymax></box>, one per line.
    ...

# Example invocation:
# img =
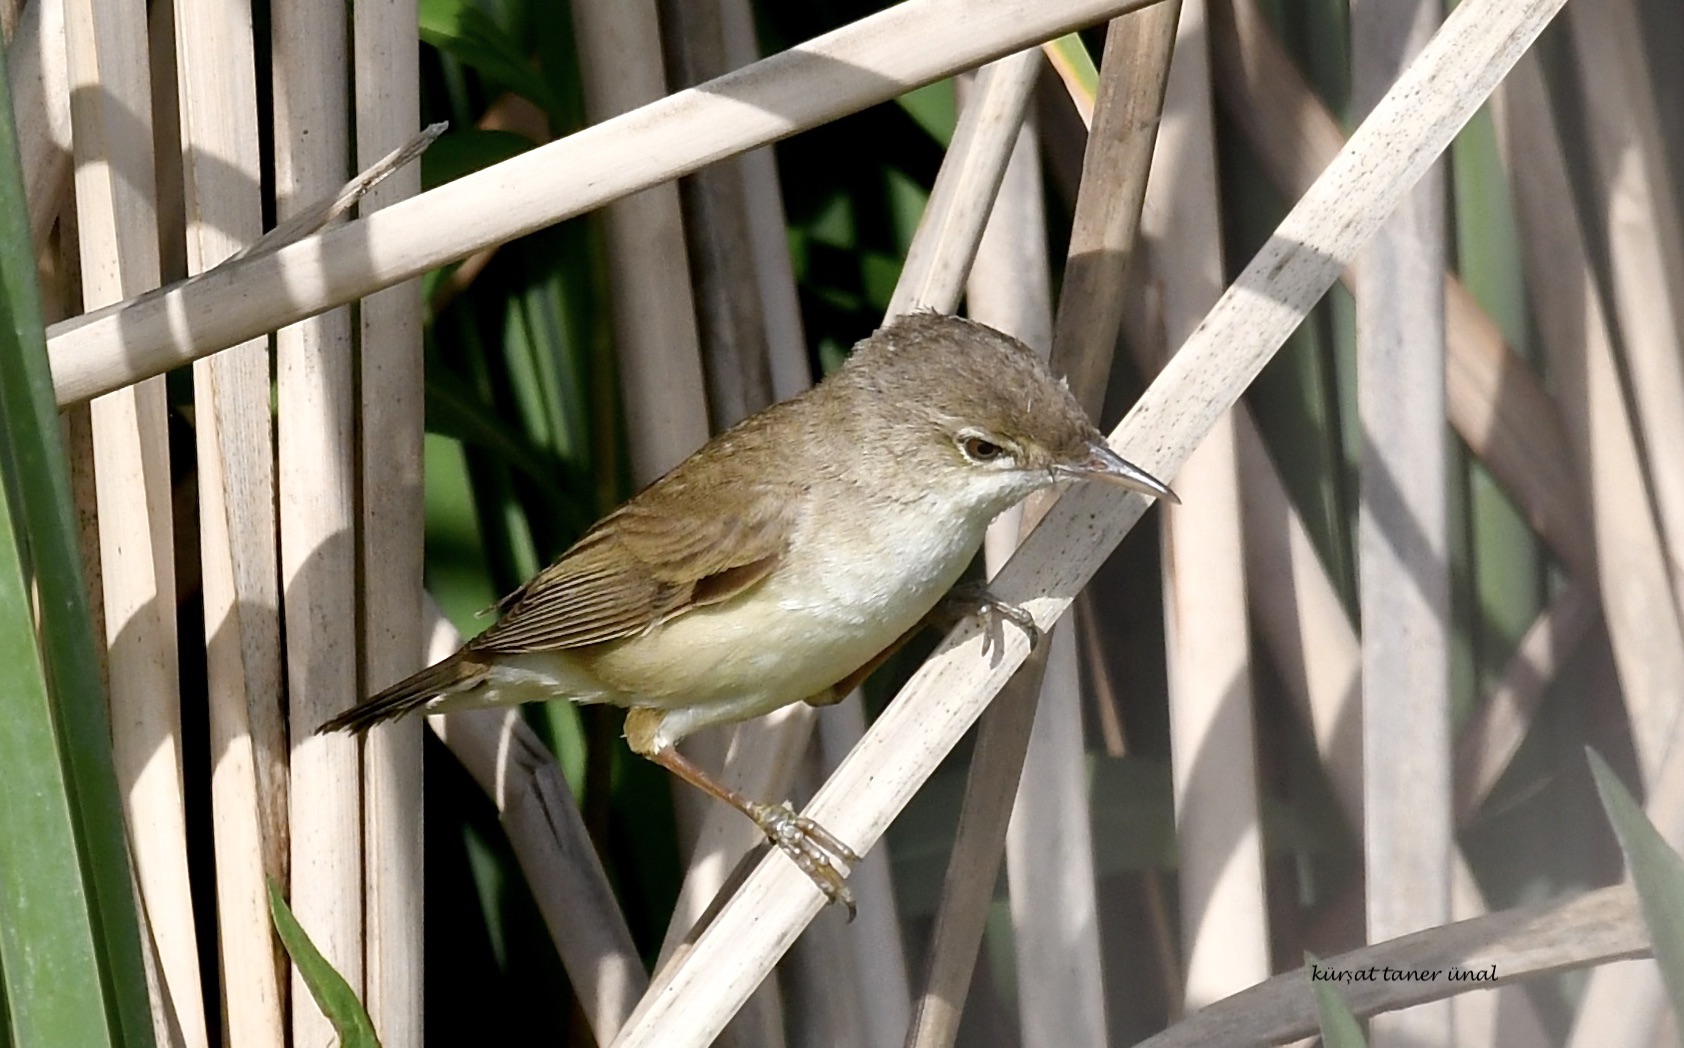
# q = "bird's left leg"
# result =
<box><xmin>624</xmin><ymin>707</ymin><xmax>861</xmax><ymax>916</ymax></box>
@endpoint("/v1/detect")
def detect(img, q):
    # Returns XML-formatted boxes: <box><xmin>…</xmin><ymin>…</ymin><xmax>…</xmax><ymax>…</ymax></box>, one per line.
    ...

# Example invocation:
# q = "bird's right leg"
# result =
<box><xmin>623</xmin><ymin>707</ymin><xmax>862</xmax><ymax>916</ymax></box>
<box><xmin>937</xmin><ymin>581</ymin><xmax>1042</xmax><ymax>653</ymax></box>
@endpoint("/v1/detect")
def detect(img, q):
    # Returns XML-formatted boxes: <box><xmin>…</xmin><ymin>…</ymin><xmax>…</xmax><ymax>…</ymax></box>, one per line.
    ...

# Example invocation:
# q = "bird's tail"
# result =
<box><xmin>318</xmin><ymin>652</ymin><xmax>486</xmax><ymax>734</ymax></box>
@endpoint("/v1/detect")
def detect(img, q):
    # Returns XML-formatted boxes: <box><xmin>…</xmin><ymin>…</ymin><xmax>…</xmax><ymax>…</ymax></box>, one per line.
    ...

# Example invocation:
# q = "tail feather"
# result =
<box><xmin>318</xmin><ymin>653</ymin><xmax>485</xmax><ymax>734</ymax></box>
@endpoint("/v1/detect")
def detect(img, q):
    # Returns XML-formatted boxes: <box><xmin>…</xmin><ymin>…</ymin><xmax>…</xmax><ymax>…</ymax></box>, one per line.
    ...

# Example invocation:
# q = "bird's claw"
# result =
<box><xmin>944</xmin><ymin>583</ymin><xmax>1041</xmax><ymax>655</ymax></box>
<box><xmin>981</xmin><ymin>597</ymin><xmax>1040</xmax><ymax>653</ymax></box>
<box><xmin>750</xmin><ymin>801</ymin><xmax>860</xmax><ymax>920</ymax></box>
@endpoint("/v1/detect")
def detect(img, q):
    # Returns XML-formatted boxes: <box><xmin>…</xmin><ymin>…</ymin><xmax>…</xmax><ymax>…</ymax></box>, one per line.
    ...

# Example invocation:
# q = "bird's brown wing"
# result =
<box><xmin>467</xmin><ymin>481</ymin><xmax>795</xmax><ymax>655</ymax></box>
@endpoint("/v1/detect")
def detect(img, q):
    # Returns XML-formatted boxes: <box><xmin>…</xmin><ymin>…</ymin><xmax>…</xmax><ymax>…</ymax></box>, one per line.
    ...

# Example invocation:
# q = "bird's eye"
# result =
<box><xmin>960</xmin><ymin>434</ymin><xmax>1005</xmax><ymax>463</ymax></box>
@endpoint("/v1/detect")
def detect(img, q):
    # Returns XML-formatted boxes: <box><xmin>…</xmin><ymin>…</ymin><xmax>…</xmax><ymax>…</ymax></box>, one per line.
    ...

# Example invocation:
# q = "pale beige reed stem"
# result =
<box><xmin>1229</xmin><ymin>413</ymin><xmax>1362</xmax><ymax>825</ymax></box>
<box><xmin>1351</xmin><ymin>3</ymin><xmax>1453</xmax><ymax>1044</ymax></box>
<box><xmin>172</xmin><ymin>0</ymin><xmax>287</xmax><ymax>1041</ymax></box>
<box><xmin>1562</xmin><ymin>0</ymin><xmax>1684</xmax><ymax>784</ymax></box>
<box><xmin>9</xmin><ymin>0</ymin><xmax>69</xmax><ymax>248</ymax></box>
<box><xmin>1208</xmin><ymin>0</ymin><xmax>1593</xmax><ymax>577</ymax></box>
<box><xmin>925</xmin><ymin>86</ymin><xmax>1099</xmax><ymax>1048</ymax></box>
<box><xmin>718</xmin><ymin>1</ymin><xmax>910</xmax><ymax>1034</ymax></box>
<box><xmin>887</xmin><ymin>53</ymin><xmax>1044</xmax><ymax>1048</ymax></box>
<box><xmin>1231</xmin><ymin>377</ymin><xmax>1550</xmax><ymax>1044</ymax></box>
<box><xmin>643</xmin><ymin>13</ymin><xmax>807</xmax><ymax>1014</ymax></box>
<box><xmin>672</xmin><ymin>46</ymin><xmax>1046</xmax><ymax>1045</ymax></box>
<box><xmin>565</xmin><ymin>11</ymin><xmax>784</xmax><ymax>1037</ymax></box>
<box><xmin>851</xmin><ymin>48</ymin><xmax>1044</xmax><ymax>1048</ymax></box>
<box><xmin>908</xmin><ymin>12</ymin><xmax>1177</xmax><ymax>1045</ymax></box>
<box><xmin>716</xmin><ymin>0</ymin><xmax>811</xmax><ymax>402</ymax></box>
<box><xmin>64</xmin><ymin>0</ymin><xmax>207</xmax><ymax>1043</ymax></box>
<box><xmin>811</xmin><ymin>704</ymin><xmax>912</xmax><ymax>1048</ymax></box>
<box><xmin>662</xmin><ymin>0</ymin><xmax>774</xmax><ymax>429</ymax></box>
<box><xmin>1210</xmin><ymin>0</ymin><xmax>1599</xmax><ymax>852</ymax></box>
<box><xmin>1493</xmin><ymin>49</ymin><xmax>1684</xmax><ymax>1048</ymax></box>
<box><xmin>355</xmin><ymin>0</ymin><xmax>425</xmax><ymax>1044</ymax></box>
<box><xmin>1145</xmin><ymin>0</ymin><xmax>1269</xmax><ymax>1013</ymax></box>
<box><xmin>1498</xmin><ymin>45</ymin><xmax>1684</xmax><ymax>872</ymax></box>
<box><xmin>977</xmin><ymin>113</ymin><xmax>1109</xmax><ymax>1048</ymax></box>
<box><xmin>1134</xmin><ymin>884</ymin><xmax>1649</xmax><ymax>1048</ymax></box>
<box><xmin>47</xmin><ymin>0</ymin><xmax>1159</xmax><ymax>408</ymax></box>
<box><xmin>421</xmin><ymin>600</ymin><xmax>648</xmax><ymax>1043</ymax></box>
<box><xmin>573</xmin><ymin>0</ymin><xmax>707</xmax><ymax>488</ymax></box>
<box><xmin>1050</xmin><ymin>5</ymin><xmax>1179</xmax><ymax>409</ymax></box>
<box><xmin>273</xmin><ymin>1</ymin><xmax>363</xmax><ymax>1040</ymax></box>
<box><xmin>885</xmin><ymin>49</ymin><xmax>1041</xmax><ymax>319</ymax></box>
<box><xmin>905</xmin><ymin>647</ymin><xmax>1050</xmax><ymax>1048</ymax></box>
<box><xmin>608</xmin><ymin>0</ymin><xmax>1572</xmax><ymax>1040</ymax></box>
<box><xmin>566</xmin><ymin>0</ymin><xmax>735</xmax><ymax>906</ymax></box>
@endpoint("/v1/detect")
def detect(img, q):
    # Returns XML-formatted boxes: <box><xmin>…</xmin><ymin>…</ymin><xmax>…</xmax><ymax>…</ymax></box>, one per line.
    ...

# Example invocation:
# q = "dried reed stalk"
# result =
<box><xmin>712</xmin><ymin>6</ymin><xmax>887</xmax><ymax>1024</ymax></box>
<box><xmin>354</xmin><ymin>0</ymin><xmax>425</xmax><ymax>1043</ymax></box>
<box><xmin>9</xmin><ymin>0</ymin><xmax>69</xmax><ymax>248</ymax></box>
<box><xmin>64</xmin><ymin>0</ymin><xmax>206</xmax><ymax>1042</ymax></box>
<box><xmin>421</xmin><ymin>600</ymin><xmax>648</xmax><ymax>1043</ymax></box>
<box><xmin>871</xmin><ymin>47</ymin><xmax>1080</xmax><ymax>1048</ymax></box>
<box><xmin>573</xmin><ymin>0</ymin><xmax>707</xmax><ymax>489</ymax></box>
<box><xmin>1050</xmin><ymin>8</ymin><xmax>1178</xmax><ymax>408</ymax></box>
<box><xmin>1494</xmin><ymin>49</ymin><xmax>1684</xmax><ymax>1048</ymax></box>
<box><xmin>1211</xmin><ymin>0</ymin><xmax>1603</xmax><ymax>877</ymax></box>
<box><xmin>662</xmin><ymin>0</ymin><xmax>774</xmax><ymax>429</ymax></box>
<box><xmin>976</xmin><ymin>115</ymin><xmax>1109</xmax><ymax>1048</ymax></box>
<box><xmin>812</xmin><ymin>702</ymin><xmax>913</xmax><ymax>1048</ymax></box>
<box><xmin>905</xmin><ymin>646</ymin><xmax>1050</xmax><ymax>1048</ymax></box>
<box><xmin>1208</xmin><ymin>0</ymin><xmax>1593</xmax><ymax>577</ymax></box>
<box><xmin>910</xmin><ymin>11</ymin><xmax>1174</xmax><ymax>1045</ymax></box>
<box><xmin>565</xmin><ymin>1</ymin><xmax>739</xmax><ymax>914</ymax></box>
<box><xmin>47</xmin><ymin>0</ymin><xmax>1160</xmax><ymax>408</ymax></box>
<box><xmin>272</xmin><ymin>2</ymin><xmax>362</xmax><ymax>1041</ymax></box>
<box><xmin>887</xmin><ymin>51</ymin><xmax>1041</xmax><ymax>318</ymax></box>
<box><xmin>1562</xmin><ymin>0</ymin><xmax>1684</xmax><ymax>784</ymax></box>
<box><xmin>171</xmin><ymin>0</ymin><xmax>287</xmax><ymax>1041</ymax></box>
<box><xmin>1147</xmin><ymin>0</ymin><xmax>1269</xmax><ymax>1011</ymax></box>
<box><xmin>607</xmin><ymin>0</ymin><xmax>1571</xmax><ymax>1040</ymax></box>
<box><xmin>1230</xmin><ymin>413</ymin><xmax>1363</xmax><ymax>825</ymax></box>
<box><xmin>890</xmin><ymin>54</ymin><xmax>1044</xmax><ymax>1048</ymax></box>
<box><xmin>1351</xmin><ymin>3</ymin><xmax>1452</xmax><ymax>1044</ymax></box>
<box><xmin>638</xmin><ymin>18</ymin><xmax>804</xmax><ymax>1025</ymax></box>
<box><xmin>1134</xmin><ymin>884</ymin><xmax>1648</xmax><ymax>1048</ymax></box>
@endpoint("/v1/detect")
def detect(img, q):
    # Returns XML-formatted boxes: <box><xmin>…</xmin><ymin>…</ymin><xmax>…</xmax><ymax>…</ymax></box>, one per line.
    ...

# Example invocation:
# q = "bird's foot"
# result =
<box><xmin>941</xmin><ymin>582</ymin><xmax>1041</xmax><ymax>655</ymax></box>
<box><xmin>749</xmin><ymin>801</ymin><xmax>861</xmax><ymax>920</ymax></box>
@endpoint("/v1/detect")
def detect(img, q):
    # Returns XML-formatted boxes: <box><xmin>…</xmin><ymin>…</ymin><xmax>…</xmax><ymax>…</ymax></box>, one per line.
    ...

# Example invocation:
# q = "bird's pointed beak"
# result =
<box><xmin>1058</xmin><ymin>440</ymin><xmax>1180</xmax><ymax>504</ymax></box>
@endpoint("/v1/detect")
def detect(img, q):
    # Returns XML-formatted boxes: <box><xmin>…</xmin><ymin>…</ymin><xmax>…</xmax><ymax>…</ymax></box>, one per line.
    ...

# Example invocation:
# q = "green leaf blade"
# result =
<box><xmin>1307</xmin><ymin>954</ymin><xmax>1369</xmax><ymax>1048</ymax></box>
<box><xmin>267</xmin><ymin>879</ymin><xmax>382</xmax><ymax>1048</ymax></box>
<box><xmin>0</xmin><ymin>34</ymin><xmax>152</xmax><ymax>1048</ymax></box>
<box><xmin>1588</xmin><ymin>749</ymin><xmax>1684</xmax><ymax>1022</ymax></box>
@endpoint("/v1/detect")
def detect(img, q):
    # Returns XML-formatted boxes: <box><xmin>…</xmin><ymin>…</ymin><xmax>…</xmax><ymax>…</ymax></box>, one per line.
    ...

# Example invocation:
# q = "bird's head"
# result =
<box><xmin>833</xmin><ymin>313</ymin><xmax>1178</xmax><ymax>521</ymax></box>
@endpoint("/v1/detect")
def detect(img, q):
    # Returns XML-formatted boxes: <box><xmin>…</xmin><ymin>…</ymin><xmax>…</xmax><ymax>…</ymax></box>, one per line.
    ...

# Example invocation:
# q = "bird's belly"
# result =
<box><xmin>586</xmin><ymin>515</ymin><xmax>981</xmax><ymax>714</ymax></box>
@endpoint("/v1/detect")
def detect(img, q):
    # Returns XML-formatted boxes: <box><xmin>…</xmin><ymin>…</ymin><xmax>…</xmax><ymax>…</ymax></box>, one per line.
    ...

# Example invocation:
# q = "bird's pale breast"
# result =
<box><xmin>578</xmin><ymin>490</ymin><xmax>988</xmax><ymax>717</ymax></box>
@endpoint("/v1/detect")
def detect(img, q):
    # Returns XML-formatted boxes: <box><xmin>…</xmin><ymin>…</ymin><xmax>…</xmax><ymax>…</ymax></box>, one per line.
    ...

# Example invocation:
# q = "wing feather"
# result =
<box><xmin>468</xmin><ymin>479</ymin><xmax>796</xmax><ymax>655</ymax></box>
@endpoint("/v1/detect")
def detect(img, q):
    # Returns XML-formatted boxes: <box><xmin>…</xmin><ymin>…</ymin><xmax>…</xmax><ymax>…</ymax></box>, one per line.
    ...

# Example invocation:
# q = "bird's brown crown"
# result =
<box><xmin>829</xmin><ymin>312</ymin><xmax>1102</xmax><ymax>477</ymax></box>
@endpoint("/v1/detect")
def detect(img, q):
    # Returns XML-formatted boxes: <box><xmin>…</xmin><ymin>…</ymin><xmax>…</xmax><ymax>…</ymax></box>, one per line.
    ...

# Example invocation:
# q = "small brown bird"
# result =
<box><xmin>323</xmin><ymin>312</ymin><xmax>1175</xmax><ymax>910</ymax></box>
